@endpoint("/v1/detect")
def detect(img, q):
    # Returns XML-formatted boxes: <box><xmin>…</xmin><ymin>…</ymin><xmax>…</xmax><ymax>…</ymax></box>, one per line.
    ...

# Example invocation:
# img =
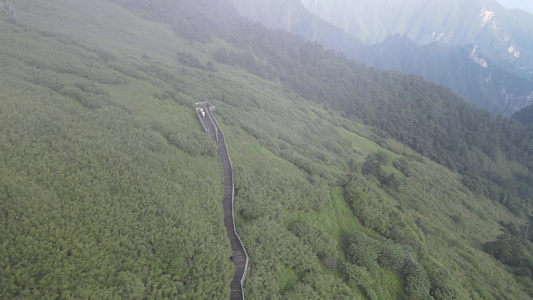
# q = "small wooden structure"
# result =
<box><xmin>195</xmin><ymin>102</ymin><xmax>217</xmax><ymax>141</ymax></box>
<box><xmin>195</xmin><ymin>101</ymin><xmax>215</xmax><ymax>112</ymax></box>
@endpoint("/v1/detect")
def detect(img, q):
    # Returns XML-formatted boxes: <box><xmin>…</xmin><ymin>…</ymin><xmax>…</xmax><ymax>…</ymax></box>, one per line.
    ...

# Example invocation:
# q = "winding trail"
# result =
<box><xmin>195</xmin><ymin>103</ymin><xmax>249</xmax><ymax>300</ymax></box>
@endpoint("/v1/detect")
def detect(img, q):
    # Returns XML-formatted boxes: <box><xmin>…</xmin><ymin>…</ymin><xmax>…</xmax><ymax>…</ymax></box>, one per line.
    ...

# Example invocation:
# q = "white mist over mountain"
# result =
<box><xmin>496</xmin><ymin>0</ymin><xmax>533</xmax><ymax>14</ymax></box>
<box><xmin>299</xmin><ymin>0</ymin><xmax>533</xmax><ymax>45</ymax></box>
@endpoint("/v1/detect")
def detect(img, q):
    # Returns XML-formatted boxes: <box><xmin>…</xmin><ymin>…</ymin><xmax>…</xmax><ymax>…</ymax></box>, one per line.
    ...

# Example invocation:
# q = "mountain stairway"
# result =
<box><xmin>195</xmin><ymin>103</ymin><xmax>249</xmax><ymax>300</ymax></box>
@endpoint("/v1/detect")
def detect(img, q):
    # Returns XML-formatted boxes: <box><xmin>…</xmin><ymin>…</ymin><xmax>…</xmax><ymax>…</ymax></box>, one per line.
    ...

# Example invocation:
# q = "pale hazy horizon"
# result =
<box><xmin>496</xmin><ymin>0</ymin><xmax>533</xmax><ymax>14</ymax></box>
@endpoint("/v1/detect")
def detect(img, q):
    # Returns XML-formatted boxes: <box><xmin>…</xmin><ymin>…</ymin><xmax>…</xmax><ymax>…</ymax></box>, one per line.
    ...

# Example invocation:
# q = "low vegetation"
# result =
<box><xmin>1</xmin><ymin>0</ymin><xmax>532</xmax><ymax>299</ymax></box>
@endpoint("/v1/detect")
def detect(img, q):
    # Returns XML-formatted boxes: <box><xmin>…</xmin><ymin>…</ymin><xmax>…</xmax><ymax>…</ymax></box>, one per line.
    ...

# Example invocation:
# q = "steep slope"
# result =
<box><xmin>231</xmin><ymin>0</ymin><xmax>365</xmax><ymax>54</ymax></box>
<box><xmin>354</xmin><ymin>35</ymin><xmax>533</xmax><ymax>114</ymax></box>
<box><xmin>0</xmin><ymin>1</ymin><xmax>233</xmax><ymax>298</ymax></box>
<box><xmin>232</xmin><ymin>0</ymin><xmax>533</xmax><ymax>114</ymax></box>
<box><xmin>2</xmin><ymin>0</ymin><xmax>533</xmax><ymax>299</ymax></box>
<box><xmin>513</xmin><ymin>104</ymin><xmax>533</xmax><ymax>125</ymax></box>
<box><xmin>300</xmin><ymin>0</ymin><xmax>533</xmax><ymax>89</ymax></box>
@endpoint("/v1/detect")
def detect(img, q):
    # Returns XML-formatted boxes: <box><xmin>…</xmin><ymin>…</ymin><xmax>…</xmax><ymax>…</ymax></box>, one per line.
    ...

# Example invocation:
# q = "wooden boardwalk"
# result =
<box><xmin>195</xmin><ymin>103</ymin><xmax>249</xmax><ymax>300</ymax></box>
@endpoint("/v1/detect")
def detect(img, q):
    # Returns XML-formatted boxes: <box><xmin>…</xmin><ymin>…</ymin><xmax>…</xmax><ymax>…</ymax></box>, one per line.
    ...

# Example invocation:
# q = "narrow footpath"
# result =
<box><xmin>195</xmin><ymin>103</ymin><xmax>249</xmax><ymax>300</ymax></box>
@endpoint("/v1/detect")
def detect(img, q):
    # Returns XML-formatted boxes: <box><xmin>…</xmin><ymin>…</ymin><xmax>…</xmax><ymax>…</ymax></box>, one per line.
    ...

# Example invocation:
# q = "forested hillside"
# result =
<box><xmin>2</xmin><ymin>0</ymin><xmax>533</xmax><ymax>299</ymax></box>
<box><xmin>232</xmin><ymin>0</ymin><xmax>533</xmax><ymax>115</ymax></box>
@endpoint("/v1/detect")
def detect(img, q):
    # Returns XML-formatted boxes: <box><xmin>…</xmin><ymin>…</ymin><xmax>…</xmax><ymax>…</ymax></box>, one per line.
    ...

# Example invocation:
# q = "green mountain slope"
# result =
<box><xmin>1</xmin><ymin>0</ymin><xmax>533</xmax><ymax>299</ymax></box>
<box><xmin>0</xmin><ymin>1</ymin><xmax>232</xmax><ymax>298</ymax></box>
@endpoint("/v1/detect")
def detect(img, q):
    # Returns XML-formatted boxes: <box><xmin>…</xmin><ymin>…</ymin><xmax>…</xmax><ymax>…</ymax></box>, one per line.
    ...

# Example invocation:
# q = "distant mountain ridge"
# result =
<box><xmin>300</xmin><ymin>0</ymin><xmax>533</xmax><ymax>63</ymax></box>
<box><xmin>355</xmin><ymin>35</ymin><xmax>533</xmax><ymax>115</ymax></box>
<box><xmin>232</xmin><ymin>0</ymin><xmax>533</xmax><ymax>115</ymax></box>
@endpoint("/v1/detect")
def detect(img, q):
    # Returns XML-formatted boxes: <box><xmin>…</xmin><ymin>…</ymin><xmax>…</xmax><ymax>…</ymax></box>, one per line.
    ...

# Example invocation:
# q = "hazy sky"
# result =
<box><xmin>496</xmin><ymin>0</ymin><xmax>533</xmax><ymax>14</ymax></box>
